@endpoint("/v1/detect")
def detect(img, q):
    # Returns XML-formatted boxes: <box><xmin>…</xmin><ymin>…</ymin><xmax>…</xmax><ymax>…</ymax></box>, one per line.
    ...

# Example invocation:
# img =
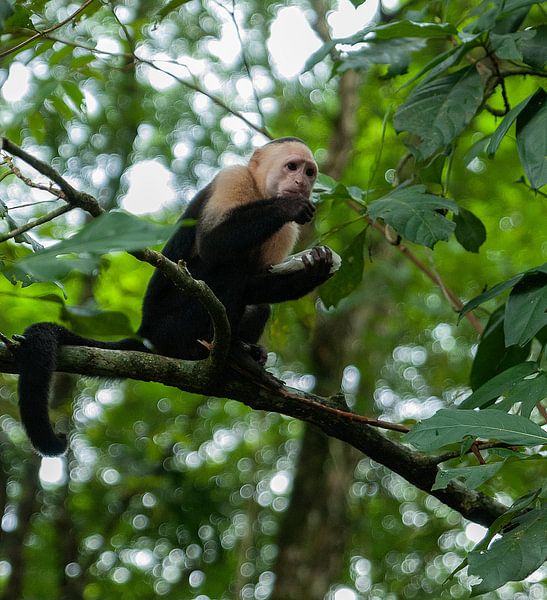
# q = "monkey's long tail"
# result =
<box><xmin>16</xmin><ymin>322</ymin><xmax>146</xmax><ymax>456</ymax></box>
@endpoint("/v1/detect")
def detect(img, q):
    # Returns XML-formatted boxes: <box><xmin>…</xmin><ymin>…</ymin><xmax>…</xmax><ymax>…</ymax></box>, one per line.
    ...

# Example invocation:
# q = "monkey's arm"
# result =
<box><xmin>198</xmin><ymin>196</ymin><xmax>314</xmax><ymax>264</ymax></box>
<box><xmin>245</xmin><ymin>247</ymin><xmax>333</xmax><ymax>304</ymax></box>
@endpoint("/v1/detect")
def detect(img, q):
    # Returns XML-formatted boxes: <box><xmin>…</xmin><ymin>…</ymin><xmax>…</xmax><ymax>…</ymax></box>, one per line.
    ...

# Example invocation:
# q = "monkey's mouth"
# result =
<box><xmin>281</xmin><ymin>188</ymin><xmax>303</xmax><ymax>196</ymax></box>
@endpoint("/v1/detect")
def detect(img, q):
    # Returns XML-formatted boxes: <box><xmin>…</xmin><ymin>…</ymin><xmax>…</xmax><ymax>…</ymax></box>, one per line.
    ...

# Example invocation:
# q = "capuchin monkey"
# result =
<box><xmin>16</xmin><ymin>137</ymin><xmax>334</xmax><ymax>456</ymax></box>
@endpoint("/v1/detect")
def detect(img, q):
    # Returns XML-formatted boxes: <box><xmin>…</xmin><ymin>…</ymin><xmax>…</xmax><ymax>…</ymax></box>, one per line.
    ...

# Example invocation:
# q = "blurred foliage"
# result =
<box><xmin>0</xmin><ymin>0</ymin><xmax>545</xmax><ymax>599</ymax></box>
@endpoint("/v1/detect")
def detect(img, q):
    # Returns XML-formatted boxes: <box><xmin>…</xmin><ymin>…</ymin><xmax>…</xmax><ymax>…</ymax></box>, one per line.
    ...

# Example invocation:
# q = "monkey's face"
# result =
<box><xmin>261</xmin><ymin>143</ymin><xmax>318</xmax><ymax>199</ymax></box>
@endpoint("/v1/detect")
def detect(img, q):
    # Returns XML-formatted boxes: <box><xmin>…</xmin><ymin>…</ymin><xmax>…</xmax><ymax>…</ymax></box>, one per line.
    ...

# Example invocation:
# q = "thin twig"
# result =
<box><xmin>105</xmin><ymin>0</ymin><xmax>135</xmax><ymax>52</ymax></box>
<box><xmin>0</xmin><ymin>0</ymin><xmax>99</xmax><ymax>61</ymax></box>
<box><xmin>1</xmin><ymin>154</ymin><xmax>65</xmax><ymax>198</ymax></box>
<box><xmin>281</xmin><ymin>388</ymin><xmax>410</xmax><ymax>433</ymax></box>
<box><xmin>139</xmin><ymin>58</ymin><xmax>272</xmax><ymax>139</ymax></box>
<box><xmin>471</xmin><ymin>442</ymin><xmax>486</xmax><ymax>465</ymax></box>
<box><xmin>536</xmin><ymin>402</ymin><xmax>547</xmax><ymax>422</ymax></box>
<box><xmin>212</xmin><ymin>0</ymin><xmax>267</xmax><ymax>128</ymax></box>
<box><xmin>1</xmin><ymin>138</ymin><xmax>100</xmax><ymax>215</ymax></box>
<box><xmin>0</xmin><ymin>205</ymin><xmax>73</xmax><ymax>243</ymax></box>
<box><xmin>432</xmin><ymin>441</ymin><xmax>515</xmax><ymax>464</ymax></box>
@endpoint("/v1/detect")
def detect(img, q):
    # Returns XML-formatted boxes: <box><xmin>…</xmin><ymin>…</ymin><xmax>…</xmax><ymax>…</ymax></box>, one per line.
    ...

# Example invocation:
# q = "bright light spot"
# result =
<box><xmin>328</xmin><ymin>0</ymin><xmax>379</xmax><ymax>37</ymax></box>
<box><xmin>189</xmin><ymin>569</ymin><xmax>205</xmax><ymax>588</ymax></box>
<box><xmin>342</xmin><ymin>365</ymin><xmax>360</xmax><ymax>393</ymax></box>
<box><xmin>465</xmin><ymin>522</ymin><xmax>488</xmax><ymax>544</ymax></box>
<box><xmin>334</xmin><ymin>587</ymin><xmax>358</xmax><ymax>600</ymax></box>
<box><xmin>96</xmin><ymin>388</ymin><xmax>123</xmax><ymax>406</ymax></box>
<box><xmin>135</xmin><ymin>549</ymin><xmax>155</xmax><ymax>569</ymax></box>
<box><xmin>207</xmin><ymin>22</ymin><xmax>240</xmax><ymax>65</ymax></box>
<box><xmin>112</xmin><ymin>566</ymin><xmax>131</xmax><ymax>584</ymax></box>
<box><xmin>268</xmin><ymin>7</ymin><xmax>322</xmax><ymax>78</ymax></box>
<box><xmin>96</xmin><ymin>37</ymin><xmax>122</xmax><ymax>54</ymax></box>
<box><xmin>39</xmin><ymin>456</ymin><xmax>66</xmax><ymax>485</ymax></box>
<box><xmin>145</xmin><ymin>65</ymin><xmax>176</xmax><ymax>91</ymax></box>
<box><xmin>2</xmin><ymin>62</ymin><xmax>31</xmax><ymax>102</ymax></box>
<box><xmin>83</xmin><ymin>89</ymin><xmax>99</xmax><ymax>116</ymax></box>
<box><xmin>267</xmin><ymin>2</ymin><xmax>378</xmax><ymax>78</ymax></box>
<box><xmin>270</xmin><ymin>472</ymin><xmax>290</xmax><ymax>495</ymax></box>
<box><xmin>1</xmin><ymin>511</ymin><xmax>17</xmax><ymax>532</ymax></box>
<box><xmin>65</xmin><ymin>562</ymin><xmax>82</xmax><ymax>578</ymax></box>
<box><xmin>121</xmin><ymin>159</ymin><xmax>176</xmax><ymax>214</ymax></box>
<box><xmin>101</xmin><ymin>468</ymin><xmax>121</xmax><ymax>485</ymax></box>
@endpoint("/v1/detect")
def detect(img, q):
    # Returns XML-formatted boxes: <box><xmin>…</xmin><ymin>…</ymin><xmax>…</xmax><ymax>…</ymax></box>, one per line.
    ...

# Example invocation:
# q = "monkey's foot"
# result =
<box><xmin>229</xmin><ymin>342</ymin><xmax>283</xmax><ymax>388</ymax></box>
<box><xmin>242</xmin><ymin>342</ymin><xmax>268</xmax><ymax>366</ymax></box>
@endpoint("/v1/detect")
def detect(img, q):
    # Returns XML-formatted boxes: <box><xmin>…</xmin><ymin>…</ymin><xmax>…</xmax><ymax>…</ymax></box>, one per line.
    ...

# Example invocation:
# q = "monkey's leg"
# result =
<box><xmin>237</xmin><ymin>304</ymin><xmax>271</xmax><ymax>365</ymax></box>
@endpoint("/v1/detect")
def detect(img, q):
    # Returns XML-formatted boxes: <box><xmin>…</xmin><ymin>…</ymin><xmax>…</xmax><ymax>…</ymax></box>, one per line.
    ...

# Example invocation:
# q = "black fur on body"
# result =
<box><xmin>16</xmin><ymin>138</ymin><xmax>333</xmax><ymax>456</ymax></box>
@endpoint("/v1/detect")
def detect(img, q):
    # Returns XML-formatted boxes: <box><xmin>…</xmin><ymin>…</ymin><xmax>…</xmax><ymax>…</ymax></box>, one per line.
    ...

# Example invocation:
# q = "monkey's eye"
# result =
<box><xmin>287</xmin><ymin>162</ymin><xmax>297</xmax><ymax>171</ymax></box>
<box><xmin>306</xmin><ymin>168</ymin><xmax>316</xmax><ymax>178</ymax></box>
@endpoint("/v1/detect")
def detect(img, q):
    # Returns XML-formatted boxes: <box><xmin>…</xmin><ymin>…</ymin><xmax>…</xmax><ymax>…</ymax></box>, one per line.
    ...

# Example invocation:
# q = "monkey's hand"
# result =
<box><xmin>277</xmin><ymin>195</ymin><xmax>315</xmax><ymax>224</ymax></box>
<box><xmin>302</xmin><ymin>246</ymin><xmax>334</xmax><ymax>283</ymax></box>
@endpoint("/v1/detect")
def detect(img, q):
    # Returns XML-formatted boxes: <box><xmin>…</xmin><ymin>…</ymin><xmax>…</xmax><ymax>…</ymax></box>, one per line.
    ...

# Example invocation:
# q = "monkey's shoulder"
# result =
<box><xmin>206</xmin><ymin>166</ymin><xmax>260</xmax><ymax>212</ymax></box>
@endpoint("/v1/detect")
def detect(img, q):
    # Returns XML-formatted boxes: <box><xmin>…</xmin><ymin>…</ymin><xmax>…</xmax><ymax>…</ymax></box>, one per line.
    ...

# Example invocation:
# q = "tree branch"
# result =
<box><xmin>0</xmin><ymin>140</ymin><xmax>510</xmax><ymax>528</ymax></box>
<box><xmin>0</xmin><ymin>343</ymin><xmax>507</xmax><ymax>527</ymax></box>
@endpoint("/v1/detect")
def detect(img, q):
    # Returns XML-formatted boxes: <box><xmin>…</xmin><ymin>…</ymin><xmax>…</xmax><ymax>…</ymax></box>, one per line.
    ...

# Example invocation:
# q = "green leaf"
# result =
<box><xmin>400</xmin><ymin>37</ymin><xmax>480</xmax><ymax>91</ymax></box>
<box><xmin>370</xmin><ymin>20</ymin><xmax>458</xmax><ymax>39</ymax></box>
<box><xmin>496</xmin><ymin>371</ymin><xmax>547</xmax><ymax>417</ymax></box>
<box><xmin>504</xmin><ymin>272</ymin><xmax>547</xmax><ymax>346</ymax></box>
<box><xmin>459</xmin><ymin>264</ymin><xmax>547</xmax><ymax>318</ymax></box>
<box><xmin>306</xmin><ymin>20</ymin><xmax>457</xmax><ymax>73</ymax></box>
<box><xmin>490</xmin><ymin>30</ymin><xmax>536</xmax><ymax>61</ymax></box>
<box><xmin>11</xmin><ymin>211</ymin><xmax>177</xmax><ymax>283</ymax></box>
<box><xmin>7</xmin><ymin>255</ymin><xmax>99</xmax><ymax>284</ymax></box>
<box><xmin>20</xmin><ymin>210</ymin><xmax>176</xmax><ymax>258</ymax></box>
<box><xmin>27</xmin><ymin>110</ymin><xmax>46</xmax><ymax>144</ymax></box>
<box><xmin>470</xmin><ymin>307</ymin><xmax>532</xmax><ymax>390</ymax></box>
<box><xmin>394</xmin><ymin>67</ymin><xmax>484</xmax><ymax>160</ymax></box>
<box><xmin>453</xmin><ymin>207</ymin><xmax>486</xmax><ymax>253</ymax></box>
<box><xmin>320</xmin><ymin>229</ymin><xmax>366</xmax><ymax>309</ymax></box>
<box><xmin>468</xmin><ymin>505</ymin><xmax>547</xmax><ymax>596</ymax></box>
<box><xmin>516</xmin><ymin>88</ymin><xmax>547</xmax><ymax>189</ymax></box>
<box><xmin>157</xmin><ymin>0</ymin><xmax>192</xmax><ymax>19</ymax></box>
<box><xmin>486</xmin><ymin>93</ymin><xmax>535</xmax><ymax>157</ymax></box>
<box><xmin>367</xmin><ymin>185</ymin><xmax>458</xmax><ymax>248</ymax></box>
<box><xmin>48</xmin><ymin>93</ymin><xmax>75</xmax><ymax>120</ymax></box>
<box><xmin>338</xmin><ymin>38</ymin><xmax>426</xmax><ymax>77</ymax></box>
<box><xmin>61</xmin><ymin>306</ymin><xmax>135</xmax><ymax>338</ymax></box>
<box><xmin>62</xmin><ymin>81</ymin><xmax>85</xmax><ymax>112</ymax></box>
<box><xmin>520</xmin><ymin>25</ymin><xmax>547</xmax><ymax>69</ymax></box>
<box><xmin>432</xmin><ymin>462</ymin><xmax>504</xmax><ymax>491</ymax></box>
<box><xmin>405</xmin><ymin>408</ymin><xmax>547</xmax><ymax>451</ymax></box>
<box><xmin>304</xmin><ymin>40</ymin><xmax>337</xmax><ymax>72</ymax></box>
<box><xmin>459</xmin><ymin>362</ymin><xmax>539</xmax><ymax>409</ymax></box>
<box><xmin>319</xmin><ymin>182</ymin><xmax>364</xmax><ymax>204</ymax></box>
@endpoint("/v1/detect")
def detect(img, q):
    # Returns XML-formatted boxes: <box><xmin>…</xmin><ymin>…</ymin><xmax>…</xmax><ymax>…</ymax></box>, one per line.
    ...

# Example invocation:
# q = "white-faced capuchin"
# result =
<box><xmin>16</xmin><ymin>137</ymin><xmax>334</xmax><ymax>456</ymax></box>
